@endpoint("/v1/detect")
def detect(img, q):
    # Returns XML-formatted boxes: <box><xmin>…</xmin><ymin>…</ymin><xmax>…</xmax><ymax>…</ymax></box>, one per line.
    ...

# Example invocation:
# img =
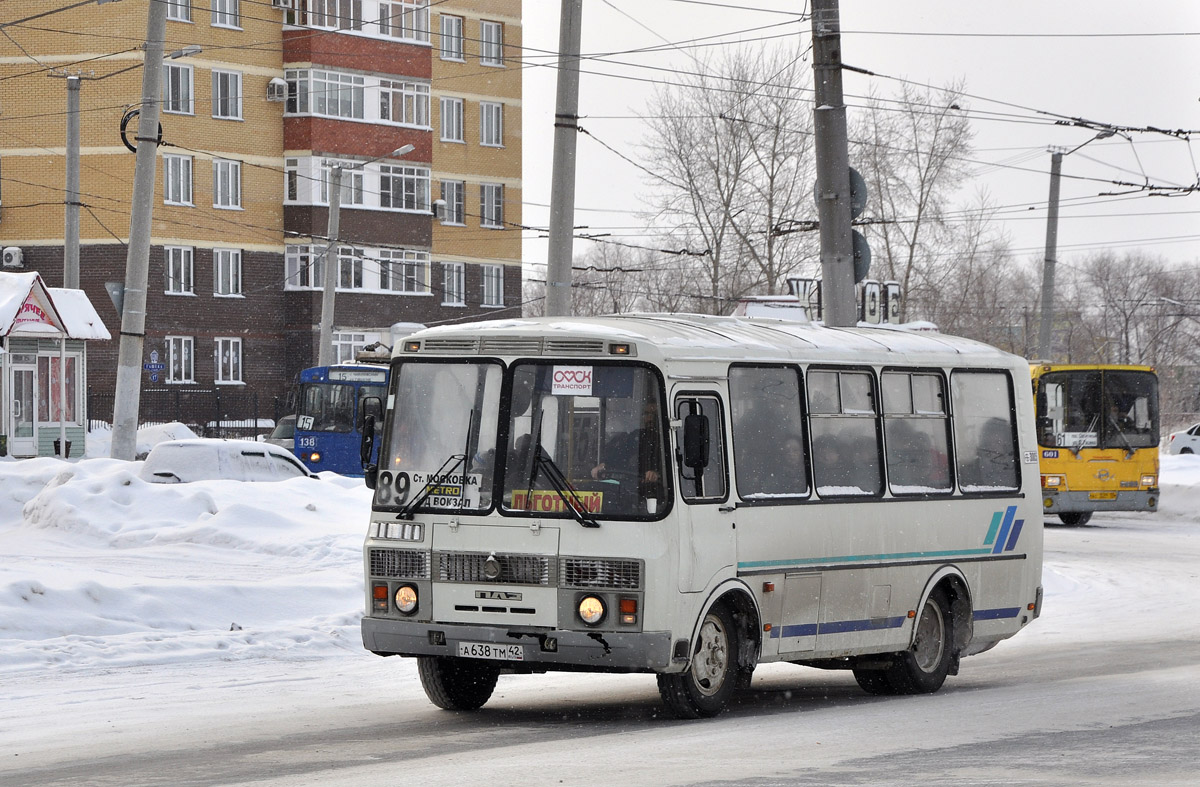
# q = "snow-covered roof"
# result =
<box><xmin>401</xmin><ymin>313</ymin><xmax>1021</xmax><ymax>370</ymax></box>
<box><xmin>0</xmin><ymin>271</ymin><xmax>111</xmax><ymax>340</ymax></box>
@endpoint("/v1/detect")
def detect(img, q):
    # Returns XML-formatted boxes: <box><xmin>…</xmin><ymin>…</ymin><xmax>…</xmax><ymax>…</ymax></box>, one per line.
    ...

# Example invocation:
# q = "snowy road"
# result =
<box><xmin>4</xmin><ymin>508</ymin><xmax>1199</xmax><ymax>787</ymax></box>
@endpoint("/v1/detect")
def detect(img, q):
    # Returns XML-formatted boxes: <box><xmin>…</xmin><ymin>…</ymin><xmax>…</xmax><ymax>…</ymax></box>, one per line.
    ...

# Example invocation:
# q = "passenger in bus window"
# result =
<box><xmin>959</xmin><ymin>417</ymin><xmax>1016</xmax><ymax>490</ymax></box>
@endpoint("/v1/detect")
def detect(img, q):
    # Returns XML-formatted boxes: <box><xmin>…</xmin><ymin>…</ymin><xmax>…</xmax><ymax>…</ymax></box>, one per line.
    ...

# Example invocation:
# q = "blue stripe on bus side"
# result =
<box><xmin>769</xmin><ymin>616</ymin><xmax>907</xmax><ymax>639</ymax></box>
<box><xmin>991</xmin><ymin>505</ymin><xmax>1017</xmax><ymax>554</ymax></box>
<box><xmin>973</xmin><ymin>607</ymin><xmax>1021</xmax><ymax>620</ymax></box>
<box><xmin>1004</xmin><ymin>519</ymin><xmax>1025</xmax><ymax>551</ymax></box>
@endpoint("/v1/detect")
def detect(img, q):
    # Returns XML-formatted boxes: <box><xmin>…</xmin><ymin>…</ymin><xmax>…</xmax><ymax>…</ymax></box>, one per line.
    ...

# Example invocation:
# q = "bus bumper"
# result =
<box><xmin>1041</xmin><ymin>489</ymin><xmax>1158</xmax><ymax>514</ymax></box>
<box><xmin>362</xmin><ymin>617</ymin><xmax>675</xmax><ymax>672</ymax></box>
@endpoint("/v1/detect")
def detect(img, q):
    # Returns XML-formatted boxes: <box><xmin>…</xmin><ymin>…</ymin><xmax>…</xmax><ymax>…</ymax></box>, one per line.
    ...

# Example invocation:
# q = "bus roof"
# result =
<box><xmin>1029</xmin><ymin>363</ymin><xmax>1156</xmax><ymax>377</ymax></box>
<box><xmin>398</xmin><ymin>314</ymin><xmax>1023</xmax><ymax>369</ymax></box>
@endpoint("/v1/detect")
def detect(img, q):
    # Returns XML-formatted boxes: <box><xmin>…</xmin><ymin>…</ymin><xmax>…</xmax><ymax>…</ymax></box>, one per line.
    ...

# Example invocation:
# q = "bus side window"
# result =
<box><xmin>675</xmin><ymin>395</ymin><xmax>727</xmax><ymax>502</ymax></box>
<box><xmin>808</xmin><ymin>369</ymin><xmax>883</xmax><ymax>497</ymax></box>
<box><xmin>729</xmin><ymin>366</ymin><xmax>808</xmax><ymax>499</ymax></box>
<box><xmin>952</xmin><ymin>371</ymin><xmax>1019</xmax><ymax>493</ymax></box>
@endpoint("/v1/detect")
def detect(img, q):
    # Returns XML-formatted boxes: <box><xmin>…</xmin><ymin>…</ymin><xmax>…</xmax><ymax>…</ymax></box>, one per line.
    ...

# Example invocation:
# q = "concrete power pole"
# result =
<box><xmin>1037</xmin><ymin>150</ymin><xmax>1063</xmax><ymax>360</ymax></box>
<box><xmin>317</xmin><ymin>166</ymin><xmax>344</xmax><ymax>368</ymax></box>
<box><xmin>810</xmin><ymin>0</ymin><xmax>856</xmax><ymax>327</ymax></box>
<box><xmin>544</xmin><ymin>0</ymin><xmax>583</xmax><ymax>317</ymax></box>
<box><xmin>110</xmin><ymin>0</ymin><xmax>168</xmax><ymax>461</ymax></box>
<box><xmin>64</xmin><ymin>75</ymin><xmax>81</xmax><ymax>290</ymax></box>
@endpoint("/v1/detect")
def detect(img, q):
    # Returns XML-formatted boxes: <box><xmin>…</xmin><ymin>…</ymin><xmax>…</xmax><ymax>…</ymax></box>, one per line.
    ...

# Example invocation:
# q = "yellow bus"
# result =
<box><xmin>1030</xmin><ymin>364</ymin><xmax>1159</xmax><ymax>525</ymax></box>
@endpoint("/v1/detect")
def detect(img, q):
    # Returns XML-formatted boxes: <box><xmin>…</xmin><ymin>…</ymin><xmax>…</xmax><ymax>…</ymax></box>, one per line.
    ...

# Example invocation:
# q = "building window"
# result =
<box><xmin>285</xmin><ymin>245</ymin><xmax>323</xmax><ymax>289</ymax></box>
<box><xmin>480</xmin><ymin>101</ymin><xmax>503</xmax><ymax>147</ymax></box>
<box><xmin>211</xmin><ymin>0</ymin><xmax>240</xmax><ymax>28</ymax></box>
<box><xmin>482</xmin><ymin>264</ymin><xmax>504</xmax><ymax>306</ymax></box>
<box><xmin>320</xmin><ymin>160</ymin><xmax>364</xmax><ymax>205</ymax></box>
<box><xmin>332</xmin><ymin>331</ymin><xmax>378</xmax><ymax>364</ymax></box>
<box><xmin>439</xmin><ymin>97</ymin><xmax>463</xmax><ymax>142</ymax></box>
<box><xmin>285</xmin><ymin>69</ymin><xmax>364</xmax><ymax>119</ymax></box>
<box><xmin>165</xmin><ymin>246</ymin><xmax>194</xmax><ymax>294</ymax></box>
<box><xmin>480</xmin><ymin>183</ymin><xmax>503</xmax><ymax>228</ymax></box>
<box><xmin>212</xmin><ymin>70</ymin><xmax>242</xmax><ymax>119</ymax></box>
<box><xmin>379</xmin><ymin>248</ymin><xmax>430</xmax><ymax>293</ymax></box>
<box><xmin>293</xmin><ymin>0</ymin><xmax>360</xmax><ymax>29</ymax></box>
<box><xmin>163</xmin><ymin>154</ymin><xmax>193</xmax><ymax>205</ymax></box>
<box><xmin>480</xmin><ymin>21</ymin><xmax>503</xmax><ymax>66</ymax></box>
<box><xmin>167</xmin><ymin>0</ymin><xmax>192</xmax><ymax>23</ymax></box>
<box><xmin>338</xmin><ymin>247</ymin><xmax>362</xmax><ymax>289</ymax></box>
<box><xmin>167</xmin><ymin>336</ymin><xmax>195</xmax><ymax>383</ymax></box>
<box><xmin>285</xmin><ymin>158</ymin><xmax>299</xmax><ymax>202</ymax></box>
<box><xmin>440</xmin><ymin>15</ymin><xmax>464</xmax><ymax>60</ymax></box>
<box><xmin>439</xmin><ymin>180</ymin><xmax>464</xmax><ymax>224</ymax></box>
<box><xmin>379</xmin><ymin>1</ymin><xmax>429</xmax><ymax>42</ymax></box>
<box><xmin>214</xmin><ymin>338</ymin><xmax>243</xmax><ymax>384</ymax></box>
<box><xmin>442</xmin><ymin>262</ymin><xmax>464</xmax><ymax>305</ymax></box>
<box><xmin>163</xmin><ymin>64</ymin><xmax>193</xmax><ymax>114</ymax></box>
<box><xmin>214</xmin><ymin>248</ymin><xmax>242</xmax><ymax>296</ymax></box>
<box><xmin>380</xmin><ymin>165</ymin><xmax>430</xmax><ymax>212</ymax></box>
<box><xmin>213</xmin><ymin>159</ymin><xmax>242</xmax><ymax>209</ymax></box>
<box><xmin>380</xmin><ymin>80</ymin><xmax>430</xmax><ymax>127</ymax></box>
<box><xmin>37</xmin><ymin>355</ymin><xmax>80</xmax><ymax>425</ymax></box>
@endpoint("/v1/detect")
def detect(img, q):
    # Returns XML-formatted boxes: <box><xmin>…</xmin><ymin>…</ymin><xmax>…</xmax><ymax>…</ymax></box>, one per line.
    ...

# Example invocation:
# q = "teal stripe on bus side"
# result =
<box><xmin>738</xmin><ymin>547</ymin><xmax>994</xmax><ymax>570</ymax></box>
<box><xmin>984</xmin><ymin>510</ymin><xmax>1003</xmax><ymax>546</ymax></box>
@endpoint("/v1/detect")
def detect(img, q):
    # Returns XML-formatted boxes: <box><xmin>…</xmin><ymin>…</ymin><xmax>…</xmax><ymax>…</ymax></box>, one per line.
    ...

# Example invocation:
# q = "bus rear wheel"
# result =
<box><xmin>1058</xmin><ymin>511</ymin><xmax>1093</xmax><ymax>526</ymax></box>
<box><xmin>658</xmin><ymin>602</ymin><xmax>741</xmax><ymax>719</ymax></box>
<box><xmin>885</xmin><ymin>587</ymin><xmax>953</xmax><ymax>694</ymax></box>
<box><xmin>417</xmin><ymin>656</ymin><xmax>500</xmax><ymax>711</ymax></box>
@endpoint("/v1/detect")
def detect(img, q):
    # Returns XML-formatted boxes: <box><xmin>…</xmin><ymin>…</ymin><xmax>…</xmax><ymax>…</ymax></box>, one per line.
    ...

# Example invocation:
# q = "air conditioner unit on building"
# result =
<box><xmin>271</xmin><ymin>0</ymin><xmax>294</xmax><ymax>9</ymax></box>
<box><xmin>2</xmin><ymin>246</ymin><xmax>23</xmax><ymax>268</ymax></box>
<box><xmin>267</xmin><ymin>77</ymin><xmax>288</xmax><ymax>102</ymax></box>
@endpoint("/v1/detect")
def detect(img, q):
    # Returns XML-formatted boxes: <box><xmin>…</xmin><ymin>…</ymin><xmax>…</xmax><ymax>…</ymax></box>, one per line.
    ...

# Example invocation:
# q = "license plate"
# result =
<box><xmin>457</xmin><ymin>641</ymin><xmax>524</xmax><ymax>661</ymax></box>
<box><xmin>1089</xmin><ymin>491</ymin><xmax>1117</xmax><ymax>500</ymax></box>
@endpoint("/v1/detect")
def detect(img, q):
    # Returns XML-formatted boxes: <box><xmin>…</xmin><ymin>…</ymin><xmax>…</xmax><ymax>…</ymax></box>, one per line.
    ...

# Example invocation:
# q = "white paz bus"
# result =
<box><xmin>359</xmin><ymin>314</ymin><xmax>1043</xmax><ymax>719</ymax></box>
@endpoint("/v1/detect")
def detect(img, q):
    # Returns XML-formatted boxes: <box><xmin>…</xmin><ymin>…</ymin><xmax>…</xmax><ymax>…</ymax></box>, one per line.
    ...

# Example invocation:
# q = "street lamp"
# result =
<box><xmin>1036</xmin><ymin>129</ymin><xmax>1117</xmax><ymax>360</ymax></box>
<box><xmin>316</xmin><ymin>144</ymin><xmax>416</xmax><ymax>367</ymax></box>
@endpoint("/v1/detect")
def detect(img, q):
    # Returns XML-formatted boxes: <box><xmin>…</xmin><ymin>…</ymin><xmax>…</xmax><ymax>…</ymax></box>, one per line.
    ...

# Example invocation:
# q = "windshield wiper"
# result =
<box><xmin>529</xmin><ymin>444</ymin><xmax>600</xmax><ymax>528</ymax></box>
<box><xmin>396</xmin><ymin>453</ymin><xmax>466</xmax><ymax>520</ymax></box>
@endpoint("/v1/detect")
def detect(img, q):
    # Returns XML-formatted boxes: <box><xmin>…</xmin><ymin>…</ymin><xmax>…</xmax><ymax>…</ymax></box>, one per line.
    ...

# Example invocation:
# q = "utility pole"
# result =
<box><xmin>1037</xmin><ymin>150</ymin><xmax>1064</xmax><ymax>360</ymax></box>
<box><xmin>64</xmin><ymin>75</ymin><xmax>81</xmax><ymax>290</ymax></box>
<box><xmin>110</xmin><ymin>0</ymin><xmax>168</xmax><ymax>461</ymax></box>
<box><xmin>810</xmin><ymin>0</ymin><xmax>856</xmax><ymax>327</ymax></box>
<box><xmin>317</xmin><ymin>165</ymin><xmax>344</xmax><ymax>368</ymax></box>
<box><xmin>544</xmin><ymin>0</ymin><xmax>583</xmax><ymax>317</ymax></box>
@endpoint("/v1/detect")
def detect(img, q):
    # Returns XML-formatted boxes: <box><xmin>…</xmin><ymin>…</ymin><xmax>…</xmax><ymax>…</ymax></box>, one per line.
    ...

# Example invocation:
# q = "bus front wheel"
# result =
<box><xmin>1058</xmin><ymin>511</ymin><xmax>1093</xmax><ymax>526</ymax></box>
<box><xmin>658</xmin><ymin>602</ymin><xmax>741</xmax><ymax>719</ymax></box>
<box><xmin>417</xmin><ymin>656</ymin><xmax>500</xmax><ymax>711</ymax></box>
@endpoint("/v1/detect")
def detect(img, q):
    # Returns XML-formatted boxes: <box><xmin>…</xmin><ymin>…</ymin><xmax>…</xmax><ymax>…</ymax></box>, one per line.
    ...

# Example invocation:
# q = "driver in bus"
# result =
<box><xmin>591</xmin><ymin>400</ymin><xmax>663</xmax><ymax>501</ymax></box>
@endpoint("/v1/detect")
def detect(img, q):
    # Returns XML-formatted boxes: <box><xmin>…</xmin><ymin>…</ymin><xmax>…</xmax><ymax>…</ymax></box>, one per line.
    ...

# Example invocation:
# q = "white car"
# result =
<box><xmin>1166</xmin><ymin>423</ymin><xmax>1200</xmax><ymax>455</ymax></box>
<box><xmin>139</xmin><ymin>438</ymin><xmax>315</xmax><ymax>483</ymax></box>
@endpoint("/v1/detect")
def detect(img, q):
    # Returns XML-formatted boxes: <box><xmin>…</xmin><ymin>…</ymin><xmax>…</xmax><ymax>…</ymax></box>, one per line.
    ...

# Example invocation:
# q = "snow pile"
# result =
<box><xmin>0</xmin><ymin>455</ymin><xmax>373</xmax><ymax>673</ymax></box>
<box><xmin>83</xmin><ymin>421</ymin><xmax>201</xmax><ymax>458</ymax></box>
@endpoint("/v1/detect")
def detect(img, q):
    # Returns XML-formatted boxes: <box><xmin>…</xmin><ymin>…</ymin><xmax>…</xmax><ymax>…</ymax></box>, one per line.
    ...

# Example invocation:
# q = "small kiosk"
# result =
<box><xmin>0</xmin><ymin>271</ymin><xmax>111</xmax><ymax>458</ymax></box>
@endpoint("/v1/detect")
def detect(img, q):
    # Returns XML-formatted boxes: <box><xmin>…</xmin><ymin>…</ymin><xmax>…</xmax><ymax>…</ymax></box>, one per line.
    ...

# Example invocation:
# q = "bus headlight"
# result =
<box><xmin>309</xmin><ymin>451</ymin><xmax>321</xmax><ymax>463</ymax></box>
<box><xmin>578</xmin><ymin>595</ymin><xmax>605</xmax><ymax>626</ymax></box>
<box><xmin>1041</xmin><ymin>475</ymin><xmax>1063</xmax><ymax>488</ymax></box>
<box><xmin>1141</xmin><ymin>474</ymin><xmax>1156</xmax><ymax>487</ymax></box>
<box><xmin>395</xmin><ymin>585</ymin><xmax>418</xmax><ymax>615</ymax></box>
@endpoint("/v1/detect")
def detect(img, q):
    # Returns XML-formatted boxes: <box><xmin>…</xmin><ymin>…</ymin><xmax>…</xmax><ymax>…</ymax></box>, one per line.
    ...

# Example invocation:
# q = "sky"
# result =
<box><xmin>520</xmin><ymin>1</ymin><xmax>1200</xmax><ymax>288</ymax></box>
<box><xmin>1</xmin><ymin>428</ymin><xmax>1199</xmax><ymax>783</ymax></box>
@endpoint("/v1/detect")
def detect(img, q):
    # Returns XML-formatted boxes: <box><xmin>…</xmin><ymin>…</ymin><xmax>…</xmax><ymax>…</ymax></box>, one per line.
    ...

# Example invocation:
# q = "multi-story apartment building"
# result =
<box><xmin>0</xmin><ymin>0</ymin><xmax>522</xmax><ymax>438</ymax></box>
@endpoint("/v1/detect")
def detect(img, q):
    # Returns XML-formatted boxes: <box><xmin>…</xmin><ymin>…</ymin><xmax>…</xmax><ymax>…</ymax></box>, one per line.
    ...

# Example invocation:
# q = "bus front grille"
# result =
<box><xmin>369</xmin><ymin>548</ymin><xmax>430</xmax><ymax>579</ymax></box>
<box><xmin>438</xmin><ymin>552</ymin><xmax>552</xmax><ymax>585</ymax></box>
<box><xmin>560</xmin><ymin>558</ymin><xmax>642</xmax><ymax>590</ymax></box>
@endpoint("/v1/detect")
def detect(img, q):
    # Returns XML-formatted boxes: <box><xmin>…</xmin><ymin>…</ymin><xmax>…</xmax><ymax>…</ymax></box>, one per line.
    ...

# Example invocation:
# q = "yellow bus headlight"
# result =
<box><xmin>1041</xmin><ymin>475</ymin><xmax>1063</xmax><ymax>488</ymax></box>
<box><xmin>1141</xmin><ymin>474</ymin><xmax>1156</xmax><ymax>487</ymax></box>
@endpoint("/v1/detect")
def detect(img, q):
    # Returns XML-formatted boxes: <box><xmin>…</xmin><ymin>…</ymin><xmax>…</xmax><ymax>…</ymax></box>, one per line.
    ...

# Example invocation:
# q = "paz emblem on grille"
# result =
<box><xmin>483</xmin><ymin>553</ymin><xmax>502</xmax><ymax>580</ymax></box>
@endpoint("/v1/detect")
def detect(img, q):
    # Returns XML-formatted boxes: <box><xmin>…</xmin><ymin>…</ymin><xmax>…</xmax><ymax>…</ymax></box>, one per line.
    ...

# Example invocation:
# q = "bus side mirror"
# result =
<box><xmin>359</xmin><ymin>396</ymin><xmax>384</xmax><ymax>431</ymax></box>
<box><xmin>683</xmin><ymin>413</ymin><xmax>710</xmax><ymax>470</ymax></box>
<box><xmin>360</xmin><ymin>413</ymin><xmax>376</xmax><ymax>470</ymax></box>
<box><xmin>364</xmin><ymin>462</ymin><xmax>378</xmax><ymax>490</ymax></box>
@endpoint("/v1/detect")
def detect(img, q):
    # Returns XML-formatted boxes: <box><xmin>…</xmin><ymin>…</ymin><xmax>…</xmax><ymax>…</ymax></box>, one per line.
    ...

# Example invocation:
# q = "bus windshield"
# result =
<box><xmin>501</xmin><ymin>363</ymin><xmax>668</xmax><ymax>520</ymax></box>
<box><xmin>375</xmin><ymin>361</ymin><xmax>502</xmax><ymax>513</ymax></box>
<box><xmin>1036</xmin><ymin>369</ymin><xmax>1159</xmax><ymax>450</ymax></box>
<box><xmin>300</xmin><ymin>382</ymin><xmax>355</xmax><ymax>432</ymax></box>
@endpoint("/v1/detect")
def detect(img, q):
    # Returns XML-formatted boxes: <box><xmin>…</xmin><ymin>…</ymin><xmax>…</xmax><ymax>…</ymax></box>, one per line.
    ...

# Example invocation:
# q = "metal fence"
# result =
<box><xmin>87</xmin><ymin>386</ymin><xmax>287</xmax><ymax>440</ymax></box>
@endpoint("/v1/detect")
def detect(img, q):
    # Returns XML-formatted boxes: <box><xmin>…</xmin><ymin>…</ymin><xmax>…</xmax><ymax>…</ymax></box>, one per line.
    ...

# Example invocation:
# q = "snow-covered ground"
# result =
<box><xmin>1</xmin><ymin>431</ymin><xmax>1198</xmax><ymax>783</ymax></box>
